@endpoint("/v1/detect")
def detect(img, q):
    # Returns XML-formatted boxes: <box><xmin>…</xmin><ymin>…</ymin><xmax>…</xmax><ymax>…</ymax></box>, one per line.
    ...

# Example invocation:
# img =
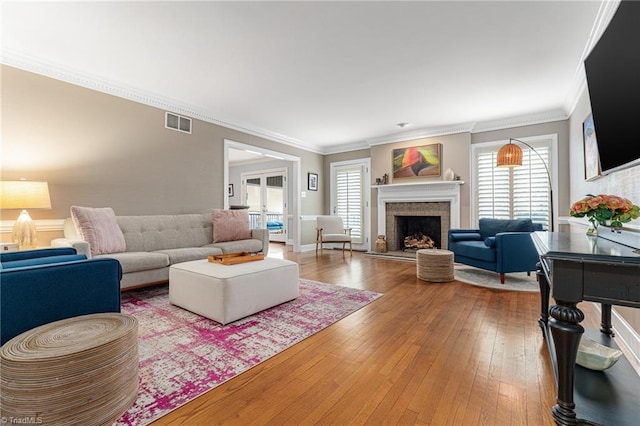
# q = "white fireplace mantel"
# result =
<box><xmin>376</xmin><ymin>181</ymin><xmax>463</xmax><ymax>237</ymax></box>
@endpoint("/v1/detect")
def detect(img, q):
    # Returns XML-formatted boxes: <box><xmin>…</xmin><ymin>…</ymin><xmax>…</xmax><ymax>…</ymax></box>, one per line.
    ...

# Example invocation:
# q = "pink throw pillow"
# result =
<box><xmin>70</xmin><ymin>206</ymin><xmax>126</xmax><ymax>256</ymax></box>
<box><xmin>212</xmin><ymin>209</ymin><xmax>252</xmax><ymax>243</ymax></box>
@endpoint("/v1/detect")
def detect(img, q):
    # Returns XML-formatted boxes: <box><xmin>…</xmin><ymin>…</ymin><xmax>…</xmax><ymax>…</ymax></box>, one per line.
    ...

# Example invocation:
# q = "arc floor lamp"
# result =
<box><xmin>496</xmin><ymin>138</ymin><xmax>554</xmax><ymax>232</ymax></box>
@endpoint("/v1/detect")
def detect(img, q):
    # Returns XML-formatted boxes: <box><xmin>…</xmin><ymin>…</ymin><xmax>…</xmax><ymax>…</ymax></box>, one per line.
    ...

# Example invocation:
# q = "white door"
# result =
<box><xmin>242</xmin><ymin>168</ymin><xmax>288</xmax><ymax>242</ymax></box>
<box><xmin>330</xmin><ymin>159</ymin><xmax>371</xmax><ymax>251</ymax></box>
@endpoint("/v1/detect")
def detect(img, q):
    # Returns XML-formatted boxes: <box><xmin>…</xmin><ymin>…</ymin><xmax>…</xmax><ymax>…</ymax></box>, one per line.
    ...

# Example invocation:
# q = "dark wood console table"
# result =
<box><xmin>531</xmin><ymin>231</ymin><xmax>640</xmax><ymax>426</ymax></box>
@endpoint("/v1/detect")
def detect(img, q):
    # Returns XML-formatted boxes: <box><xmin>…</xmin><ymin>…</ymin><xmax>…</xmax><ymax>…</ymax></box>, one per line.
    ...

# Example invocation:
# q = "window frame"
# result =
<box><xmin>329</xmin><ymin>158</ymin><xmax>371</xmax><ymax>251</ymax></box>
<box><xmin>470</xmin><ymin>134</ymin><xmax>558</xmax><ymax>229</ymax></box>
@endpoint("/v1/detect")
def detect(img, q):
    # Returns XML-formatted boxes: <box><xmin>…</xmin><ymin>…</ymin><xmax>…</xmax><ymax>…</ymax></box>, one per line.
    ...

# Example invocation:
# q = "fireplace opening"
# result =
<box><xmin>395</xmin><ymin>215</ymin><xmax>441</xmax><ymax>251</ymax></box>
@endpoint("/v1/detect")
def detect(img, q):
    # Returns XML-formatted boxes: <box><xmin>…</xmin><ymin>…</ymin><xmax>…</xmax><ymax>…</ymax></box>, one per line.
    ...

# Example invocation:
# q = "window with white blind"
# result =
<box><xmin>474</xmin><ymin>139</ymin><xmax>552</xmax><ymax>230</ymax></box>
<box><xmin>333</xmin><ymin>164</ymin><xmax>364</xmax><ymax>244</ymax></box>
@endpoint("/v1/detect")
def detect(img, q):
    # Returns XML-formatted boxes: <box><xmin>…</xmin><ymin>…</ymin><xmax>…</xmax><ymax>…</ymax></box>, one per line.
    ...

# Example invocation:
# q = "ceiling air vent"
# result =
<box><xmin>165</xmin><ymin>112</ymin><xmax>192</xmax><ymax>134</ymax></box>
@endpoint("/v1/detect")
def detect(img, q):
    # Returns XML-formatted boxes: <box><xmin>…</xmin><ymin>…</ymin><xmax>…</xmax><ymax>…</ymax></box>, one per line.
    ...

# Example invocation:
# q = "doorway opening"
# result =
<box><xmin>242</xmin><ymin>169</ymin><xmax>288</xmax><ymax>242</ymax></box>
<box><xmin>224</xmin><ymin>139</ymin><xmax>301</xmax><ymax>252</ymax></box>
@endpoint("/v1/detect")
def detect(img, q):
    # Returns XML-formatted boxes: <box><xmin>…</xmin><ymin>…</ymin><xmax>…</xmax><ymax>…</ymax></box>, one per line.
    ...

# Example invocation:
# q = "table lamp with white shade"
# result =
<box><xmin>0</xmin><ymin>180</ymin><xmax>52</xmax><ymax>250</ymax></box>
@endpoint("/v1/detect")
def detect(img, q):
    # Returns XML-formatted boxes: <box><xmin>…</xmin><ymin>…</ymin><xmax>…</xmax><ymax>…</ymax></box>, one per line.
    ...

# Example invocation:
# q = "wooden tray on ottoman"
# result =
<box><xmin>208</xmin><ymin>252</ymin><xmax>265</xmax><ymax>265</ymax></box>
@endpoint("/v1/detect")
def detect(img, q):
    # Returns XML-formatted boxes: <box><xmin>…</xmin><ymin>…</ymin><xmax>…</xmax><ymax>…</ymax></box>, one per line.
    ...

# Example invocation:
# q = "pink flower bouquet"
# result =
<box><xmin>570</xmin><ymin>194</ymin><xmax>640</xmax><ymax>228</ymax></box>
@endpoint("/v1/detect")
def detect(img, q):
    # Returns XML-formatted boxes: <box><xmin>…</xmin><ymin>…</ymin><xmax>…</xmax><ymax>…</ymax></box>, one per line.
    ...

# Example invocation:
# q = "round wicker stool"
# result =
<box><xmin>416</xmin><ymin>249</ymin><xmax>455</xmax><ymax>282</ymax></box>
<box><xmin>1</xmin><ymin>313</ymin><xmax>139</xmax><ymax>426</ymax></box>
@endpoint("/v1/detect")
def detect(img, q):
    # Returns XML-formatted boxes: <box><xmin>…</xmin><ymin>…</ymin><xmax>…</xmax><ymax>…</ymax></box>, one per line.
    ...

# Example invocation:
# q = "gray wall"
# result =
<box><xmin>1</xmin><ymin>65</ymin><xmax>324</xmax><ymax>241</ymax></box>
<box><xmin>370</xmin><ymin>133</ymin><xmax>472</xmax><ymax>236</ymax></box>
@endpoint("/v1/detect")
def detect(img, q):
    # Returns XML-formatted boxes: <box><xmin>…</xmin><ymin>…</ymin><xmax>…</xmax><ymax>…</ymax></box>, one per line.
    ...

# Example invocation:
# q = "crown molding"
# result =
<box><xmin>321</xmin><ymin>140</ymin><xmax>371</xmax><ymax>155</ymax></box>
<box><xmin>4</xmin><ymin>17</ymin><xmax>611</xmax><ymax>158</ymax></box>
<box><xmin>470</xmin><ymin>109</ymin><xmax>568</xmax><ymax>134</ymax></box>
<box><xmin>362</xmin><ymin>109</ymin><xmax>569</xmax><ymax>147</ymax></box>
<box><xmin>366</xmin><ymin>122</ymin><xmax>475</xmax><ymax>147</ymax></box>
<box><xmin>1</xmin><ymin>50</ymin><xmax>325</xmax><ymax>155</ymax></box>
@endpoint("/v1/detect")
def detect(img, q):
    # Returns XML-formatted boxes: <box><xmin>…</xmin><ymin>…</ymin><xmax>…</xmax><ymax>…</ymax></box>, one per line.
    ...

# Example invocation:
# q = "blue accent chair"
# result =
<box><xmin>448</xmin><ymin>218</ymin><xmax>543</xmax><ymax>284</ymax></box>
<box><xmin>1</xmin><ymin>248</ymin><xmax>122</xmax><ymax>345</ymax></box>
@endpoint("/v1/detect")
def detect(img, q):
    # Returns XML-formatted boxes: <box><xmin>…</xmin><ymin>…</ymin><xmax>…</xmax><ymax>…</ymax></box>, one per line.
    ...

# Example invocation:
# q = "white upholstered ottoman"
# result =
<box><xmin>169</xmin><ymin>258</ymin><xmax>299</xmax><ymax>324</ymax></box>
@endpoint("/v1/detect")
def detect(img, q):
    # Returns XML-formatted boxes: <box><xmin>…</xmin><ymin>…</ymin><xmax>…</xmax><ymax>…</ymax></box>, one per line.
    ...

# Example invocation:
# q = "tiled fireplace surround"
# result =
<box><xmin>377</xmin><ymin>182</ymin><xmax>463</xmax><ymax>251</ymax></box>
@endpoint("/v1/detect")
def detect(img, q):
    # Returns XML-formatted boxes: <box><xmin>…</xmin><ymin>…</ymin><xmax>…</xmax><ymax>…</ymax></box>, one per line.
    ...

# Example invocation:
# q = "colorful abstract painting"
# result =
<box><xmin>392</xmin><ymin>143</ymin><xmax>441</xmax><ymax>179</ymax></box>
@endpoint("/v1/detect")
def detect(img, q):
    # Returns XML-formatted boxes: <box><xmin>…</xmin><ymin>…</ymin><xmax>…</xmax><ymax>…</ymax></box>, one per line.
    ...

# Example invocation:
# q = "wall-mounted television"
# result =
<box><xmin>583</xmin><ymin>0</ymin><xmax>640</xmax><ymax>175</ymax></box>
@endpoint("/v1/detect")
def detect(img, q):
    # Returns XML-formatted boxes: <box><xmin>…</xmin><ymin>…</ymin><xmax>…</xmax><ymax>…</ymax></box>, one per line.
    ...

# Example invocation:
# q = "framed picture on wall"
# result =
<box><xmin>228</xmin><ymin>184</ymin><xmax>234</xmax><ymax>197</ymax></box>
<box><xmin>392</xmin><ymin>143</ymin><xmax>442</xmax><ymax>179</ymax></box>
<box><xmin>582</xmin><ymin>114</ymin><xmax>602</xmax><ymax>181</ymax></box>
<box><xmin>308</xmin><ymin>173</ymin><xmax>318</xmax><ymax>191</ymax></box>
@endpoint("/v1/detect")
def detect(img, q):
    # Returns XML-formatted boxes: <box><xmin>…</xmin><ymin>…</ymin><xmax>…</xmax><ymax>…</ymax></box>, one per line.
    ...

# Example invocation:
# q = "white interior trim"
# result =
<box><xmin>224</xmin><ymin>139</ymin><xmax>301</xmax><ymax>252</ymax></box>
<box><xmin>376</xmin><ymin>181</ymin><xmax>463</xmax><ymax>238</ymax></box>
<box><xmin>1</xmin><ymin>219</ymin><xmax>65</xmax><ymax>234</ymax></box>
<box><xmin>470</xmin><ymin>133</ymin><xmax>558</xmax><ymax>228</ymax></box>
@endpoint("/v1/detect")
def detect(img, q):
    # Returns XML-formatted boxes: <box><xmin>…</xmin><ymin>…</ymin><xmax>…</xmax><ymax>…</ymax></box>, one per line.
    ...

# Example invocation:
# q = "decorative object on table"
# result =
<box><xmin>0</xmin><ymin>180</ymin><xmax>52</xmax><ymax>250</ymax></box>
<box><xmin>576</xmin><ymin>336</ymin><xmax>623</xmax><ymax>371</ymax></box>
<box><xmin>443</xmin><ymin>168</ymin><xmax>455</xmax><ymax>181</ymax></box>
<box><xmin>496</xmin><ymin>138</ymin><xmax>554</xmax><ymax>231</ymax></box>
<box><xmin>392</xmin><ymin>144</ymin><xmax>441</xmax><ymax>179</ymax></box>
<box><xmin>596</xmin><ymin>224</ymin><xmax>640</xmax><ymax>249</ymax></box>
<box><xmin>308</xmin><ymin>172</ymin><xmax>318</xmax><ymax>191</ymax></box>
<box><xmin>375</xmin><ymin>235</ymin><xmax>387</xmax><ymax>253</ymax></box>
<box><xmin>1</xmin><ymin>313</ymin><xmax>139</xmax><ymax>426</ymax></box>
<box><xmin>570</xmin><ymin>194</ymin><xmax>640</xmax><ymax>238</ymax></box>
<box><xmin>582</xmin><ymin>113</ymin><xmax>602</xmax><ymax>181</ymax></box>
<box><xmin>208</xmin><ymin>251</ymin><xmax>265</xmax><ymax>265</ymax></box>
<box><xmin>375</xmin><ymin>177</ymin><xmax>382</xmax><ymax>185</ymax></box>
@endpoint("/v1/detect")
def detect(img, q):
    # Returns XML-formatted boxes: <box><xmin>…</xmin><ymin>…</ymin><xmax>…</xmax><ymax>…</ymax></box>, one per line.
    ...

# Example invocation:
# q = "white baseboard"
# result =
<box><xmin>300</xmin><ymin>243</ymin><xmax>317</xmax><ymax>252</ymax></box>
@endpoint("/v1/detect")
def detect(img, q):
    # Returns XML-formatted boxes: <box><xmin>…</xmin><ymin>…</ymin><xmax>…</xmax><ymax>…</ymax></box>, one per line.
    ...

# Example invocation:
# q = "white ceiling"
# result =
<box><xmin>2</xmin><ymin>1</ymin><xmax>614</xmax><ymax>155</ymax></box>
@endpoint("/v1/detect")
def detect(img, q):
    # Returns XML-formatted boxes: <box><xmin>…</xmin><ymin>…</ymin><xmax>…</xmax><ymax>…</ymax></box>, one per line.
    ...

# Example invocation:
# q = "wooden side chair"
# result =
<box><xmin>316</xmin><ymin>215</ymin><xmax>352</xmax><ymax>256</ymax></box>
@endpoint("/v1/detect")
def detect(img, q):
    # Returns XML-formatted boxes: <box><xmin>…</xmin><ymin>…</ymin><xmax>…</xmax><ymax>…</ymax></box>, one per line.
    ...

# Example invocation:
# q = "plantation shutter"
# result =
<box><xmin>334</xmin><ymin>165</ymin><xmax>363</xmax><ymax>244</ymax></box>
<box><xmin>477</xmin><ymin>151</ymin><xmax>510</xmax><ymax>219</ymax></box>
<box><xmin>475</xmin><ymin>142</ymin><xmax>551</xmax><ymax>230</ymax></box>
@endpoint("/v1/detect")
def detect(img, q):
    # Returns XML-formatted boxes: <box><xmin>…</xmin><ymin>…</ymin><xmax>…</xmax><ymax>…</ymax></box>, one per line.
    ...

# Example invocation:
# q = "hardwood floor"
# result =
<box><xmin>153</xmin><ymin>244</ymin><xmax>600</xmax><ymax>425</ymax></box>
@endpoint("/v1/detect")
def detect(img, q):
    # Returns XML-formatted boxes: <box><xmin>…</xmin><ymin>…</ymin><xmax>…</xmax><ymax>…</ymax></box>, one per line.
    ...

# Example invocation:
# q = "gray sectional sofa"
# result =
<box><xmin>52</xmin><ymin>214</ymin><xmax>269</xmax><ymax>289</ymax></box>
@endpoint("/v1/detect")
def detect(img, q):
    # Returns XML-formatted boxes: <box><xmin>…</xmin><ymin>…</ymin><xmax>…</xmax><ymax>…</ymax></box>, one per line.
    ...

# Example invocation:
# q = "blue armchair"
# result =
<box><xmin>1</xmin><ymin>248</ymin><xmax>122</xmax><ymax>345</ymax></box>
<box><xmin>448</xmin><ymin>218</ymin><xmax>543</xmax><ymax>284</ymax></box>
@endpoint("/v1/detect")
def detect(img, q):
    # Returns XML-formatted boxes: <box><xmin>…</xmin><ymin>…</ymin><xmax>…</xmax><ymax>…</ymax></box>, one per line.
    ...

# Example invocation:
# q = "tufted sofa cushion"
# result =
<box><xmin>116</xmin><ymin>214</ymin><xmax>213</xmax><ymax>252</ymax></box>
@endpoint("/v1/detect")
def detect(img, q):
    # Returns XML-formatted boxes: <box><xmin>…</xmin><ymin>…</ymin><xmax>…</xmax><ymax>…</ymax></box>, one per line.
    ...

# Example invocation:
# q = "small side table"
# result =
<box><xmin>0</xmin><ymin>313</ymin><xmax>139</xmax><ymax>425</ymax></box>
<box><xmin>416</xmin><ymin>249</ymin><xmax>454</xmax><ymax>282</ymax></box>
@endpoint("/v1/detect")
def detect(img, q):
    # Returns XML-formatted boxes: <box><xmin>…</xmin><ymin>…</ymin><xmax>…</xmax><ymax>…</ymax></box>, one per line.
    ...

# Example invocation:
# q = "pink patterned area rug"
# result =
<box><xmin>116</xmin><ymin>279</ymin><xmax>382</xmax><ymax>425</ymax></box>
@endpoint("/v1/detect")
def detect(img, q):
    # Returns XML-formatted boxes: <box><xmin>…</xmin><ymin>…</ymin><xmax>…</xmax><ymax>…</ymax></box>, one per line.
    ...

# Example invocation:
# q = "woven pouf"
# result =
<box><xmin>416</xmin><ymin>249</ymin><xmax>455</xmax><ymax>282</ymax></box>
<box><xmin>1</xmin><ymin>313</ymin><xmax>139</xmax><ymax>426</ymax></box>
